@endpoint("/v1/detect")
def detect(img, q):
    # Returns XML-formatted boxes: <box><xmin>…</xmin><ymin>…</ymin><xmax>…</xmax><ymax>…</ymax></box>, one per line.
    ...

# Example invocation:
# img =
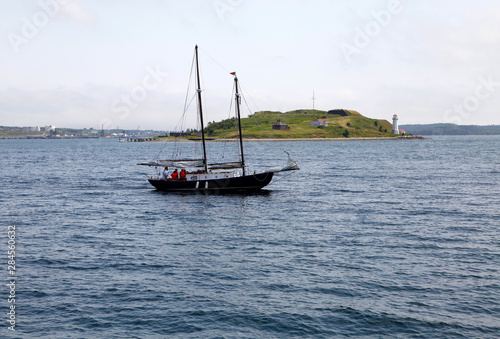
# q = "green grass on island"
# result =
<box><xmin>164</xmin><ymin>109</ymin><xmax>399</xmax><ymax>139</ymax></box>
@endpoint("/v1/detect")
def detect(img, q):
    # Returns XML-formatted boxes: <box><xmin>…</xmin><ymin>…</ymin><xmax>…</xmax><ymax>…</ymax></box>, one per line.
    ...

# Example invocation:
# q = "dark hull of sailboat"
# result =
<box><xmin>148</xmin><ymin>172</ymin><xmax>274</xmax><ymax>192</ymax></box>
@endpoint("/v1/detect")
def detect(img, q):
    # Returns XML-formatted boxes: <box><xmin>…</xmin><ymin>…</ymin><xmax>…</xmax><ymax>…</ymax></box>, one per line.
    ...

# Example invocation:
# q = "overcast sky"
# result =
<box><xmin>1</xmin><ymin>0</ymin><xmax>499</xmax><ymax>130</ymax></box>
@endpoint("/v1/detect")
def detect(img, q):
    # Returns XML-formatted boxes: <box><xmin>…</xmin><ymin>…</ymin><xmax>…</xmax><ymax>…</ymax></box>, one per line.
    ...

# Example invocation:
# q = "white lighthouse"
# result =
<box><xmin>392</xmin><ymin>114</ymin><xmax>399</xmax><ymax>134</ymax></box>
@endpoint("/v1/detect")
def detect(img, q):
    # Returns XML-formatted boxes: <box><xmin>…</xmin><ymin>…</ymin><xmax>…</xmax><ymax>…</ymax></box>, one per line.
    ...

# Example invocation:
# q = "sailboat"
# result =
<box><xmin>138</xmin><ymin>45</ymin><xmax>298</xmax><ymax>192</ymax></box>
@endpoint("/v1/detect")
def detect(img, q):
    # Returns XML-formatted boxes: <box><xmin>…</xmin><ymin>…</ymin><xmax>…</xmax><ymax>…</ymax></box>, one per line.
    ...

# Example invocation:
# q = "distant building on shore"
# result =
<box><xmin>272</xmin><ymin>119</ymin><xmax>290</xmax><ymax>130</ymax></box>
<box><xmin>311</xmin><ymin>119</ymin><xmax>328</xmax><ymax>127</ymax></box>
<box><xmin>44</xmin><ymin>125</ymin><xmax>56</xmax><ymax>132</ymax></box>
<box><xmin>23</xmin><ymin>126</ymin><xmax>40</xmax><ymax>132</ymax></box>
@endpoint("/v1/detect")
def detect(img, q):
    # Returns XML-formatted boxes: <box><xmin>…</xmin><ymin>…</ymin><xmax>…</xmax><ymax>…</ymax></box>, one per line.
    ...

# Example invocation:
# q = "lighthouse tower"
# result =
<box><xmin>392</xmin><ymin>114</ymin><xmax>399</xmax><ymax>134</ymax></box>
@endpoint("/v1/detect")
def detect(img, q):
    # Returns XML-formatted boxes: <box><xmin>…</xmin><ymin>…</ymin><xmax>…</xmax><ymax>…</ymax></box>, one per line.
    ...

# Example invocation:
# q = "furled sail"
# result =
<box><xmin>208</xmin><ymin>161</ymin><xmax>243</xmax><ymax>170</ymax></box>
<box><xmin>138</xmin><ymin>159</ymin><xmax>205</xmax><ymax>168</ymax></box>
<box><xmin>137</xmin><ymin>159</ymin><xmax>243</xmax><ymax>170</ymax></box>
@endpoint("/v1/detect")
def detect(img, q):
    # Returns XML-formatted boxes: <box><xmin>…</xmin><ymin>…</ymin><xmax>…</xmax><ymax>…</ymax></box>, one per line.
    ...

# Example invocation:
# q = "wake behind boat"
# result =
<box><xmin>138</xmin><ymin>45</ymin><xmax>298</xmax><ymax>192</ymax></box>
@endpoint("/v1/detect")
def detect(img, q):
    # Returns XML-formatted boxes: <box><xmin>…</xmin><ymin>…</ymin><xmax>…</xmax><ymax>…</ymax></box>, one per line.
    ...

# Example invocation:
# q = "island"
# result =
<box><xmin>156</xmin><ymin>109</ymin><xmax>422</xmax><ymax>141</ymax></box>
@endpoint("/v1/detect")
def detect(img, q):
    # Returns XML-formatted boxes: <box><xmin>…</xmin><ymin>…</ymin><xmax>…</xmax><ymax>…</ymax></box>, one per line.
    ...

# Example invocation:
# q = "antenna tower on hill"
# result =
<box><xmin>312</xmin><ymin>90</ymin><xmax>315</xmax><ymax>111</ymax></box>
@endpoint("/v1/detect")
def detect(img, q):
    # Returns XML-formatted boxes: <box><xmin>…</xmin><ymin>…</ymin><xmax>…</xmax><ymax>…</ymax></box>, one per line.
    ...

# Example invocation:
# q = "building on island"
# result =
<box><xmin>327</xmin><ymin>109</ymin><xmax>348</xmax><ymax>116</ymax></box>
<box><xmin>392</xmin><ymin>114</ymin><xmax>399</xmax><ymax>134</ymax></box>
<box><xmin>272</xmin><ymin>119</ymin><xmax>290</xmax><ymax>130</ymax></box>
<box><xmin>23</xmin><ymin>126</ymin><xmax>40</xmax><ymax>132</ymax></box>
<box><xmin>310</xmin><ymin>119</ymin><xmax>328</xmax><ymax>127</ymax></box>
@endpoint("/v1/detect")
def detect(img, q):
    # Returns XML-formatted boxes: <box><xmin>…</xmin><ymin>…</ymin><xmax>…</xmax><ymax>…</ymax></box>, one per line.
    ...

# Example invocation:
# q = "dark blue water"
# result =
<box><xmin>1</xmin><ymin>136</ymin><xmax>499</xmax><ymax>338</ymax></box>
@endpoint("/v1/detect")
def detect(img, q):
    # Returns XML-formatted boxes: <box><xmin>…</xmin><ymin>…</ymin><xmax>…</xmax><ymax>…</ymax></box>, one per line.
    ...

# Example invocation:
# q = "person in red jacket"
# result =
<box><xmin>171</xmin><ymin>169</ymin><xmax>178</xmax><ymax>180</ymax></box>
<box><xmin>179</xmin><ymin>169</ymin><xmax>186</xmax><ymax>180</ymax></box>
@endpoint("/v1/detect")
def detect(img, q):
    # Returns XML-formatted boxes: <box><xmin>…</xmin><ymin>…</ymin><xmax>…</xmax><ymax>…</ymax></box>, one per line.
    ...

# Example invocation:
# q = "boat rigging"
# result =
<box><xmin>138</xmin><ymin>45</ymin><xmax>298</xmax><ymax>191</ymax></box>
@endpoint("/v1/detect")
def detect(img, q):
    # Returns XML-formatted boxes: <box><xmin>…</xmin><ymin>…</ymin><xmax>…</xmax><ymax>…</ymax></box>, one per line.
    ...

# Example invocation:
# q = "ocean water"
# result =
<box><xmin>1</xmin><ymin>135</ymin><xmax>499</xmax><ymax>338</ymax></box>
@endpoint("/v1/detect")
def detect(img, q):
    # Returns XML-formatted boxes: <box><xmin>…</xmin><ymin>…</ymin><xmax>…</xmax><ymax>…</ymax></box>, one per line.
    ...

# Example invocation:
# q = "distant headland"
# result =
<box><xmin>400</xmin><ymin>123</ymin><xmax>500</xmax><ymax>135</ymax></box>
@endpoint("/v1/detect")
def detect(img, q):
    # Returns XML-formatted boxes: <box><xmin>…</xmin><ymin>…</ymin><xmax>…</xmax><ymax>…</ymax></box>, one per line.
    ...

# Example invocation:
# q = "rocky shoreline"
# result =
<box><xmin>150</xmin><ymin>135</ymin><xmax>426</xmax><ymax>142</ymax></box>
<box><xmin>213</xmin><ymin>135</ymin><xmax>426</xmax><ymax>142</ymax></box>
<box><xmin>1</xmin><ymin>135</ymin><xmax>425</xmax><ymax>142</ymax></box>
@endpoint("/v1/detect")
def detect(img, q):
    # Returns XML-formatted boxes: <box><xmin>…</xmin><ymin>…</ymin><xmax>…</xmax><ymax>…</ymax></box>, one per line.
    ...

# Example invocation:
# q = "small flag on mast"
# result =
<box><xmin>230</xmin><ymin>72</ymin><xmax>236</xmax><ymax>75</ymax></box>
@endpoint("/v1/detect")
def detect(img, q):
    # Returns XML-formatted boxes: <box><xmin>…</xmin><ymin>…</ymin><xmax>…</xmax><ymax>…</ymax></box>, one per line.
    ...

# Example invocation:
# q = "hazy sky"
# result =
<box><xmin>1</xmin><ymin>0</ymin><xmax>500</xmax><ymax>130</ymax></box>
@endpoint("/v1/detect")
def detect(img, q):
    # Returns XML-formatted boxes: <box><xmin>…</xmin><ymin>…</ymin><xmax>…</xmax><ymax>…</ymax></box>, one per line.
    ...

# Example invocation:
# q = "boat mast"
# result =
<box><xmin>195</xmin><ymin>45</ymin><xmax>208</xmax><ymax>172</ymax></box>
<box><xmin>233</xmin><ymin>73</ymin><xmax>246</xmax><ymax>176</ymax></box>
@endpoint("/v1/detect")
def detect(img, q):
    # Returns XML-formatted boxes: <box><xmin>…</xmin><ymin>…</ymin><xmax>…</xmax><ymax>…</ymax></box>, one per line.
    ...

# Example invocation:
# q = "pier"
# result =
<box><xmin>125</xmin><ymin>137</ymin><xmax>155</xmax><ymax>142</ymax></box>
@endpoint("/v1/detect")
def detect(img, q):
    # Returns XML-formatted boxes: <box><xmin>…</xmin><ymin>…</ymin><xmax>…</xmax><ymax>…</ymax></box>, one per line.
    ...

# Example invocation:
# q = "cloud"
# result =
<box><xmin>2</xmin><ymin>1</ymin><xmax>500</xmax><ymax>127</ymax></box>
<box><xmin>0</xmin><ymin>85</ymin><xmax>196</xmax><ymax>130</ymax></box>
<box><xmin>60</xmin><ymin>0</ymin><xmax>96</xmax><ymax>25</ymax></box>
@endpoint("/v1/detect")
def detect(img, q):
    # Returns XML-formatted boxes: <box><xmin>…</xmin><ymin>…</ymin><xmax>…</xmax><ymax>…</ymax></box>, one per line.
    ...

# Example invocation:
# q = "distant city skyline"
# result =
<box><xmin>1</xmin><ymin>0</ymin><xmax>500</xmax><ymax>129</ymax></box>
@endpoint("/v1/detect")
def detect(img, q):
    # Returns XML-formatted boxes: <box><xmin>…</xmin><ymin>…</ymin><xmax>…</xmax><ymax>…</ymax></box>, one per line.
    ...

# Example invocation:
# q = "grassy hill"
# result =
<box><xmin>203</xmin><ymin>109</ymin><xmax>396</xmax><ymax>139</ymax></box>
